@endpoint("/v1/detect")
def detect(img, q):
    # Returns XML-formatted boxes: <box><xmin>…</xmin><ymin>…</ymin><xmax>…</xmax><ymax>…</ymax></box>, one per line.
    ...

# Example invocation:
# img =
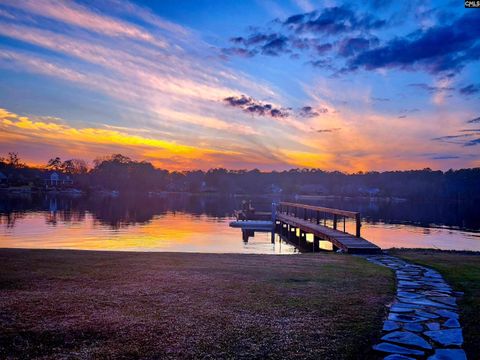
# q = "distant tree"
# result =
<box><xmin>62</xmin><ymin>159</ymin><xmax>88</xmax><ymax>174</ymax></box>
<box><xmin>46</xmin><ymin>157</ymin><xmax>62</xmax><ymax>171</ymax></box>
<box><xmin>6</xmin><ymin>152</ymin><xmax>25</xmax><ymax>168</ymax></box>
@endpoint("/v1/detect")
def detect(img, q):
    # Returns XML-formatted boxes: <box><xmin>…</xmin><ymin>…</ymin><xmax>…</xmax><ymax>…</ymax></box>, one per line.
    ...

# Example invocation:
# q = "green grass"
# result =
<box><xmin>0</xmin><ymin>249</ymin><xmax>393</xmax><ymax>359</ymax></box>
<box><xmin>390</xmin><ymin>249</ymin><xmax>480</xmax><ymax>359</ymax></box>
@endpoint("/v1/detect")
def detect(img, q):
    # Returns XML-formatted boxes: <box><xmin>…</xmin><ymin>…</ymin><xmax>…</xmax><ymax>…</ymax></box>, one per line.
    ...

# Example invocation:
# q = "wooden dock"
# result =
<box><xmin>275</xmin><ymin>202</ymin><xmax>381</xmax><ymax>254</ymax></box>
<box><xmin>234</xmin><ymin>210</ymin><xmax>272</xmax><ymax>221</ymax></box>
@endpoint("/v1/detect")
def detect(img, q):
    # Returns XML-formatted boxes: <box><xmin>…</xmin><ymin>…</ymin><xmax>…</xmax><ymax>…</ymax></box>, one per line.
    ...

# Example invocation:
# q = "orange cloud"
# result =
<box><xmin>0</xmin><ymin>108</ymin><xmax>243</xmax><ymax>169</ymax></box>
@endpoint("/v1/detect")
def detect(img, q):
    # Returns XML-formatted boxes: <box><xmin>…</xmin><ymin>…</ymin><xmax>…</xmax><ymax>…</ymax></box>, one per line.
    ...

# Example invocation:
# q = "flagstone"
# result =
<box><xmin>424</xmin><ymin>329</ymin><xmax>463</xmax><ymax>346</ymax></box>
<box><xmin>373</xmin><ymin>342</ymin><xmax>424</xmax><ymax>356</ymax></box>
<box><xmin>382</xmin><ymin>331</ymin><xmax>432</xmax><ymax>350</ymax></box>
<box><xmin>427</xmin><ymin>349</ymin><xmax>467</xmax><ymax>360</ymax></box>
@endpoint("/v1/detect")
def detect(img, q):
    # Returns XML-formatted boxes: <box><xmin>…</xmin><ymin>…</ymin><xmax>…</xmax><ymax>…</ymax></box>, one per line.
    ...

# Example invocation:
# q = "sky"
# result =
<box><xmin>0</xmin><ymin>0</ymin><xmax>479</xmax><ymax>172</ymax></box>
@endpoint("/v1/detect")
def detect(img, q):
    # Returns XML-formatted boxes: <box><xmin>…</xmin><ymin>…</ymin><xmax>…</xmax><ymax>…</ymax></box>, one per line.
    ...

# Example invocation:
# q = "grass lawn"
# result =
<box><xmin>0</xmin><ymin>249</ymin><xmax>393</xmax><ymax>359</ymax></box>
<box><xmin>390</xmin><ymin>249</ymin><xmax>480</xmax><ymax>359</ymax></box>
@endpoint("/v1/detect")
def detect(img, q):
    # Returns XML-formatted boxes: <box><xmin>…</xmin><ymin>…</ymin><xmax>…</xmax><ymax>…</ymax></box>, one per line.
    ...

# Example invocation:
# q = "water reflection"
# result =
<box><xmin>0</xmin><ymin>193</ymin><xmax>479</xmax><ymax>252</ymax></box>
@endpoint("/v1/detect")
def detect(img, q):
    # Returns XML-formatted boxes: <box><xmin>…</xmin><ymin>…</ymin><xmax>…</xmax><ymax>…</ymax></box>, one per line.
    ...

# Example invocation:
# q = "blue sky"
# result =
<box><xmin>0</xmin><ymin>0</ymin><xmax>479</xmax><ymax>171</ymax></box>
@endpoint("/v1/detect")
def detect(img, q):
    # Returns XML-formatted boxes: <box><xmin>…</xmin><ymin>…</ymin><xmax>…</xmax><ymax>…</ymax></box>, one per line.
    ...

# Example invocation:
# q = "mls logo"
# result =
<box><xmin>465</xmin><ymin>0</ymin><xmax>480</xmax><ymax>7</ymax></box>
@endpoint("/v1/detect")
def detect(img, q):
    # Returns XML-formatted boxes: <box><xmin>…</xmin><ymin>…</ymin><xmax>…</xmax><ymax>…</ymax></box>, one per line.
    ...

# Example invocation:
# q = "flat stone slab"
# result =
<box><xmin>415</xmin><ymin>310</ymin><xmax>440</xmax><ymax>319</ymax></box>
<box><xmin>373</xmin><ymin>342</ymin><xmax>424</xmax><ymax>356</ymax></box>
<box><xmin>424</xmin><ymin>329</ymin><xmax>463</xmax><ymax>346</ymax></box>
<box><xmin>403</xmin><ymin>323</ymin><xmax>423</xmax><ymax>332</ymax></box>
<box><xmin>388</xmin><ymin>313</ymin><xmax>428</xmax><ymax>323</ymax></box>
<box><xmin>397</xmin><ymin>291</ymin><xmax>421</xmax><ymax>299</ymax></box>
<box><xmin>400</xmin><ymin>298</ymin><xmax>455</xmax><ymax>309</ymax></box>
<box><xmin>443</xmin><ymin>318</ymin><xmax>460</xmax><ymax>328</ymax></box>
<box><xmin>383</xmin><ymin>320</ymin><xmax>400</xmax><ymax>331</ymax></box>
<box><xmin>427</xmin><ymin>349</ymin><xmax>467</xmax><ymax>360</ymax></box>
<box><xmin>384</xmin><ymin>355</ymin><xmax>416</xmax><ymax>360</ymax></box>
<box><xmin>391</xmin><ymin>305</ymin><xmax>416</xmax><ymax>313</ymax></box>
<box><xmin>395</xmin><ymin>301</ymin><xmax>423</xmax><ymax>309</ymax></box>
<box><xmin>430</xmin><ymin>296</ymin><xmax>457</xmax><ymax>306</ymax></box>
<box><xmin>434</xmin><ymin>309</ymin><xmax>459</xmax><ymax>319</ymax></box>
<box><xmin>426</xmin><ymin>322</ymin><xmax>440</xmax><ymax>331</ymax></box>
<box><xmin>382</xmin><ymin>330</ymin><xmax>432</xmax><ymax>349</ymax></box>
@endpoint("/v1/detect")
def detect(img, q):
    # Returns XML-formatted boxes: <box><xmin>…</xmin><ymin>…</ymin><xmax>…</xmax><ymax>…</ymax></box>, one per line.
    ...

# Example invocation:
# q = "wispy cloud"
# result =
<box><xmin>3</xmin><ymin>0</ymin><xmax>167</xmax><ymax>47</ymax></box>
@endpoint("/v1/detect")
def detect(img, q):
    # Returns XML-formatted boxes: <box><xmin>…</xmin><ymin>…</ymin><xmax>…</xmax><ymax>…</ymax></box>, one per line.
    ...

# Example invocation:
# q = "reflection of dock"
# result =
<box><xmin>275</xmin><ymin>202</ymin><xmax>381</xmax><ymax>254</ymax></box>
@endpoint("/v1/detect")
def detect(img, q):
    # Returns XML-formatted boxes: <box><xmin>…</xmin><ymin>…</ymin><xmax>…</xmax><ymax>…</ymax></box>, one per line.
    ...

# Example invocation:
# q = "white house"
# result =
<box><xmin>44</xmin><ymin>172</ymin><xmax>73</xmax><ymax>187</ymax></box>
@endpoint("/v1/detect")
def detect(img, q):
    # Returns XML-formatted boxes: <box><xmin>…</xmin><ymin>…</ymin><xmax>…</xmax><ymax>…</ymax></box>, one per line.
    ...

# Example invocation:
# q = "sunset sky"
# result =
<box><xmin>0</xmin><ymin>0</ymin><xmax>479</xmax><ymax>171</ymax></box>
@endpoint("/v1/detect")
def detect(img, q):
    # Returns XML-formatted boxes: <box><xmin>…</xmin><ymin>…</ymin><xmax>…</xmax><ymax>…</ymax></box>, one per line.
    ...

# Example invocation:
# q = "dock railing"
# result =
<box><xmin>277</xmin><ymin>202</ymin><xmax>361</xmax><ymax>237</ymax></box>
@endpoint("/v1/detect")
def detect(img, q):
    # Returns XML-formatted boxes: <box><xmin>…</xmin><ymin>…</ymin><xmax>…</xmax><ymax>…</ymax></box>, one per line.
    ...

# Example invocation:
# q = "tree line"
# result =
<box><xmin>1</xmin><ymin>152</ymin><xmax>479</xmax><ymax>201</ymax></box>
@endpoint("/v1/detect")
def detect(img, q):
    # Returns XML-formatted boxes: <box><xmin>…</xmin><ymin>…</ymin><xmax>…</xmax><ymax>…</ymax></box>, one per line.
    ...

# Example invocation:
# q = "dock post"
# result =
<box><xmin>271</xmin><ymin>202</ymin><xmax>277</xmax><ymax>222</ymax></box>
<box><xmin>355</xmin><ymin>213</ymin><xmax>361</xmax><ymax>237</ymax></box>
<box><xmin>333</xmin><ymin>214</ymin><xmax>338</xmax><ymax>230</ymax></box>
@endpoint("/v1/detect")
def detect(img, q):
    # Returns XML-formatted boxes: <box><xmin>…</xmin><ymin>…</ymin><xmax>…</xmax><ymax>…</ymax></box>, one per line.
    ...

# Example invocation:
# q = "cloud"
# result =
<box><xmin>3</xmin><ymin>0</ymin><xmax>167</xmax><ymax>47</ymax></box>
<box><xmin>0</xmin><ymin>108</ymin><xmax>243</xmax><ymax>169</ymax></box>
<box><xmin>222</xmin><ymin>47</ymin><xmax>257</xmax><ymax>58</ymax></box>
<box><xmin>317</xmin><ymin>128</ymin><xmax>341</xmax><ymax>133</ymax></box>
<box><xmin>459</xmin><ymin>84</ymin><xmax>480</xmax><ymax>96</ymax></box>
<box><xmin>431</xmin><ymin>155</ymin><xmax>460</xmax><ymax>160</ymax></box>
<box><xmin>432</xmin><ymin>134</ymin><xmax>472</xmax><ymax>142</ymax></box>
<box><xmin>299</xmin><ymin>106</ymin><xmax>327</xmax><ymax>118</ymax></box>
<box><xmin>223</xmin><ymin>95</ymin><xmax>290</xmax><ymax>118</ymax></box>
<box><xmin>338</xmin><ymin>36</ymin><xmax>379</xmax><ymax>57</ymax></box>
<box><xmin>397</xmin><ymin>108</ymin><xmax>420</xmax><ymax>118</ymax></box>
<box><xmin>408</xmin><ymin>83</ymin><xmax>454</xmax><ymax>93</ymax></box>
<box><xmin>467</xmin><ymin>116</ymin><xmax>480</xmax><ymax>124</ymax></box>
<box><xmin>371</xmin><ymin>97</ymin><xmax>390</xmax><ymax>102</ymax></box>
<box><xmin>224</xmin><ymin>5</ymin><xmax>384</xmax><ymax>60</ymax></box>
<box><xmin>464</xmin><ymin>138</ymin><xmax>480</xmax><ymax>146</ymax></box>
<box><xmin>431</xmin><ymin>115</ymin><xmax>480</xmax><ymax>147</ymax></box>
<box><xmin>223</xmin><ymin>96</ymin><xmax>331</xmax><ymax>122</ymax></box>
<box><xmin>261</xmin><ymin>34</ymin><xmax>290</xmax><ymax>56</ymax></box>
<box><xmin>283</xmin><ymin>6</ymin><xmax>385</xmax><ymax>34</ymax></box>
<box><xmin>349</xmin><ymin>12</ymin><xmax>480</xmax><ymax>74</ymax></box>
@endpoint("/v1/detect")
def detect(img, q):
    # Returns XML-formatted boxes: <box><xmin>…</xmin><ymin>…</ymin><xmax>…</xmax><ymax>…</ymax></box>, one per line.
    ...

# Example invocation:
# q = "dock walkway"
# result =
<box><xmin>275</xmin><ymin>202</ymin><xmax>381</xmax><ymax>254</ymax></box>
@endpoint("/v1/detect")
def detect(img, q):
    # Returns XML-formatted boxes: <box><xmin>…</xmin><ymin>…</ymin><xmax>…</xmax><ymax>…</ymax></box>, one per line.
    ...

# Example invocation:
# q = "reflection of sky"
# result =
<box><xmin>0</xmin><ymin>212</ymin><xmax>298</xmax><ymax>254</ymax></box>
<box><xmin>1</xmin><ymin>211</ymin><xmax>479</xmax><ymax>252</ymax></box>
<box><xmin>362</xmin><ymin>223</ymin><xmax>480</xmax><ymax>251</ymax></box>
<box><xmin>0</xmin><ymin>1</ymin><xmax>479</xmax><ymax>171</ymax></box>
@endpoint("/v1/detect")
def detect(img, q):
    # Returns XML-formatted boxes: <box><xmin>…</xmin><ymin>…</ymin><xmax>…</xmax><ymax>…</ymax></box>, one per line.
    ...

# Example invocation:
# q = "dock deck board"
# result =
<box><xmin>276</xmin><ymin>213</ymin><xmax>381</xmax><ymax>254</ymax></box>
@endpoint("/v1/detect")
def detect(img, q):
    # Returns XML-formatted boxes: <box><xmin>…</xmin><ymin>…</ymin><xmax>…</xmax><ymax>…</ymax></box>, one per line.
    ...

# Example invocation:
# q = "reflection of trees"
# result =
<box><xmin>87</xmin><ymin>194</ymin><xmax>238</xmax><ymax>229</ymax></box>
<box><xmin>302</xmin><ymin>197</ymin><xmax>480</xmax><ymax>231</ymax></box>
<box><xmin>0</xmin><ymin>212</ymin><xmax>27</xmax><ymax>228</ymax></box>
<box><xmin>1</xmin><ymin>193</ymin><xmax>479</xmax><ymax>231</ymax></box>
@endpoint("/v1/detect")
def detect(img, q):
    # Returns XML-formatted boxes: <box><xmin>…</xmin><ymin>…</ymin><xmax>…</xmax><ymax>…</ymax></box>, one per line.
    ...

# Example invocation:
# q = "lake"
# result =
<box><xmin>1</xmin><ymin>193</ymin><xmax>479</xmax><ymax>253</ymax></box>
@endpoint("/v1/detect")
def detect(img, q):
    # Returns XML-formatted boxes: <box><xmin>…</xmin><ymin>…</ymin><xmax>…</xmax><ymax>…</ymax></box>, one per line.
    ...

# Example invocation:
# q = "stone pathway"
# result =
<box><xmin>361</xmin><ymin>255</ymin><xmax>467</xmax><ymax>360</ymax></box>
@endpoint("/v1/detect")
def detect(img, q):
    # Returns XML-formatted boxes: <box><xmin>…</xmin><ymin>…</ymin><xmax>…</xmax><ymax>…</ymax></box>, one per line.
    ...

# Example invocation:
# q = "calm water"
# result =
<box><xmin>0</xmin><ymin>194</ymin><xmax>479</xmax><ymax>252</ymax></box>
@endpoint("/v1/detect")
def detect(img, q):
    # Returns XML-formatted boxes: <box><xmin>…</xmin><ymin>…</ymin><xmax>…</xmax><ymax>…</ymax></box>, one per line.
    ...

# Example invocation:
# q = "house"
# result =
<box><xmin>44</xmin><ymin>172</ymin><xmax>73</xmax><ymax>187</ymax></box>
<box><xmin>0</xmin><ymin>171</ymin><xmax>7</xmax><ymax>184</ymax></box>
